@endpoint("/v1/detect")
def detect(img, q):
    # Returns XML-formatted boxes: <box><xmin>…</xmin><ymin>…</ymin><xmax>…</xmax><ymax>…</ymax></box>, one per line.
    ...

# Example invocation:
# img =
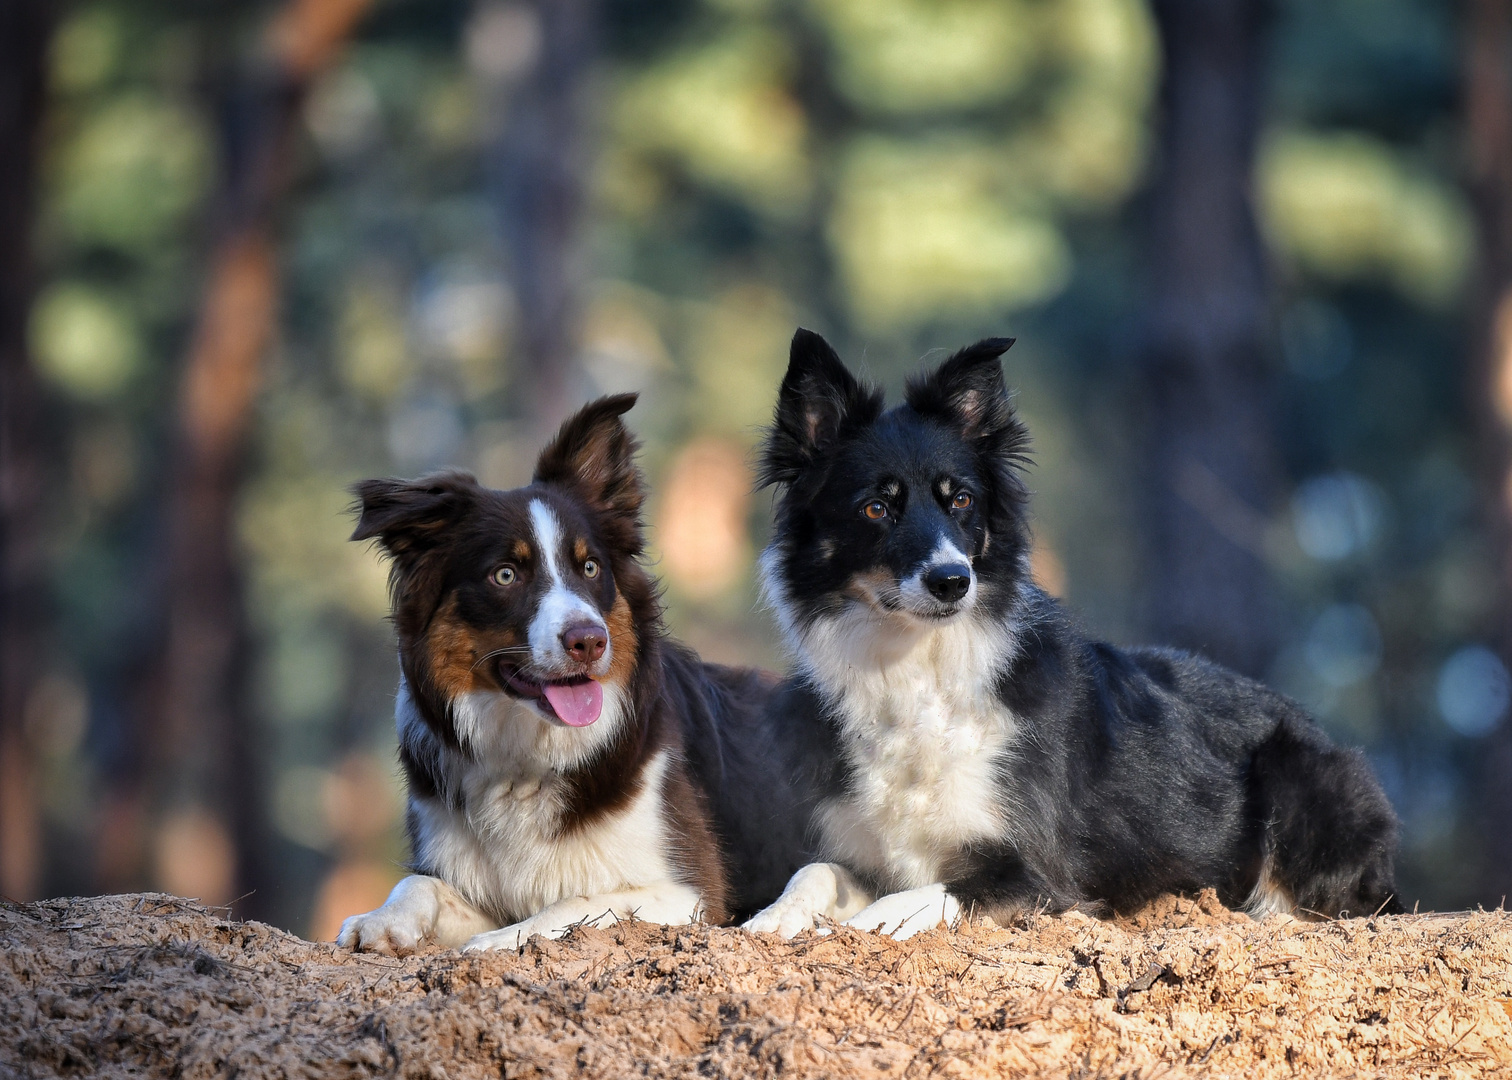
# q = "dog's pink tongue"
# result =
<box><xmin>543</xmin><ymin>680</ymin><xmax>603</xmax><ymax>727</ymax></box>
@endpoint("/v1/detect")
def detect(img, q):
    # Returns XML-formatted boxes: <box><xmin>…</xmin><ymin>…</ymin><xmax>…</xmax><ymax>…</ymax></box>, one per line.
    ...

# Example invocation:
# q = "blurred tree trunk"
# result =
<box><xmin>0</xmin><ymin>0</ymin><xmax>54</xmax><ymax>901</ymax></box>
<box><xmin>1465</xmin><ymin>0</ymin><xmax>1512</xmax><ymax>905</ymax></box>
<box><xmin>113</xmin><ymin>0</ymin><xmax>374</xmax><ymax>916</ymax></box>
<box><xmin>477</xmin><ymin>0</ymin><xmax>597</xmax><ymax>446</ymax></box>
<box><xmin>1138</xmin><ymin>0</ymin><xmax>1280</xmax><ymax>678</ymax></box>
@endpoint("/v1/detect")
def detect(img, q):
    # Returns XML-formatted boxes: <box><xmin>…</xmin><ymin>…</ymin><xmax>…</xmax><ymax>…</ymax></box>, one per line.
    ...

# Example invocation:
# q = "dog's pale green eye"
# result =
<box><xmin>952</xmin><ymin>491</ymin><xmax>973</xmax><ymax>510</ymax></box>
<box><xmin>583</xmin><ymin>558</ymin><xmax>600</xmax><ymax>579</ymax></box>
<box><xmin>863</xmin><ymin>501</ymin><xmax>888</xmax><ymax>520</ymax></box>
<box><xmin>490</xmin><ymin>565</ymin><xmax>517</xmax><ymax>586</ymax></box>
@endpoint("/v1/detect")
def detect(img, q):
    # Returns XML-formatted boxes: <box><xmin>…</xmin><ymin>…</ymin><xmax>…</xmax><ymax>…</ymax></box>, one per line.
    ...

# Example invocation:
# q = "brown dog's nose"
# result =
<box><xmin>562</xmin><ymin>622</ymin><xmax>608</xmax><ymax>664</ymax></box>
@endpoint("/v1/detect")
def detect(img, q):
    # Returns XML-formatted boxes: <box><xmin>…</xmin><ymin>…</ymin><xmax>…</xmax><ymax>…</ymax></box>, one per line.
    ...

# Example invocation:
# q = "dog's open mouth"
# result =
<box><xmin>502</xmin><ymin>669</ymin><xmax>603</xmax><ymax>727</ymax></box>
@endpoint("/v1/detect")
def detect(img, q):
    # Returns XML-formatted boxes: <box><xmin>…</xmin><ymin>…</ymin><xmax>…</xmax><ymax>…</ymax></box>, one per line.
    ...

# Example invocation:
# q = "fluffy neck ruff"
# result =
<box><xmin>761</xmin><ymin>543</ymin><xmax>1031</xmax><ymax>889</ymax></box>
<box><xmin>759</xmin><ymin>542</ymin><xmax>1029</xmax><ymax>701</ymax></box>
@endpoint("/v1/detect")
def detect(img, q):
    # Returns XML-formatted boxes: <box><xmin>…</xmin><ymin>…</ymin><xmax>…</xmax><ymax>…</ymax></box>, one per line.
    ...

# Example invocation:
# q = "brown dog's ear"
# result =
<box><xmin>350</xmin><ymin>471</ymin><xmax>481</xmax><ymax>560</ymax></box>
<box><xmin>533</xmin><ymin>394</ymin><xmax>644</xmax><ymax>552</ymax></box>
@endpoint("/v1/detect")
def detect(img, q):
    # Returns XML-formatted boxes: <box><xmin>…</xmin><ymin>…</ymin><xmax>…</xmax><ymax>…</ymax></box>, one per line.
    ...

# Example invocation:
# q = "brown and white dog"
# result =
<box><xmin>338</xmin><ymin>395</ymin><xmax>810</xmax><ymax>954</ymax></box>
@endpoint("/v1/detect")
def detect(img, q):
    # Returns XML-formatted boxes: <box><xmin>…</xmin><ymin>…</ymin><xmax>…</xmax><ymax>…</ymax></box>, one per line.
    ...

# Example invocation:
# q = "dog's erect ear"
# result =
<box><xmin>759</xmin><ymin>328</ymin><xmax>882</xmax><ymax>488</ymax></box>
<box><xmin>905</xmin><ymin>337</ymin><xmax>1018</xmax><ymax>442</ymax></box>
<box><xmin>907</xmin><ymin>338</ymin><xmax>1031</xmax><ymax>522</ymax></box>
<box><xmin>533</xmin><ymin>393</ymin><xmax>644</xmax><ymax>548</ymax></box>
<box><xmin>350</xmin><ymin>471</ymin><xmax>480</xmax><ymax>559</ymax></box>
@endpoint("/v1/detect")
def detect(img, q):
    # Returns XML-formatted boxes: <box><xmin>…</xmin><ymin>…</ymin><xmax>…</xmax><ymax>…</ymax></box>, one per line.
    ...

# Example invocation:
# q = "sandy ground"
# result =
<box><xmin>3</xmin><ymin>890</ymin><xmax>1511</xmax><ymax>1079</ymax></box>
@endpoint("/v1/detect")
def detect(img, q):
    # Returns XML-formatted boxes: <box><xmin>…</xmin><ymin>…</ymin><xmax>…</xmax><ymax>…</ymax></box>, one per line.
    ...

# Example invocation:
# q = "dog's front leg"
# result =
<box><xmin>462</xmin><ymin>880</ymin><xmax>705</xmax><ymax>952</ymax></box>
<box><xmin>337</xmin><ymin>874</ymin><xmax>497</xmax><ymax>955</ymax></box>
<box><xmin>742</xmin><ymin>862</ymin><xmax>873</xmax><ymax>938</ymax></box>
<box><xmin>843</xmin><ymin>882</ymin><xmax>960</xmax><ymax>939</ymax></box>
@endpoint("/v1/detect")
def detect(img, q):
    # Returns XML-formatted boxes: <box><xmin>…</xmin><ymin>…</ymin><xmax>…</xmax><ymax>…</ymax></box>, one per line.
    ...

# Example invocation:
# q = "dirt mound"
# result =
<box><xmin>1112</xmin><ymin>888</ymin><xmax>1252</xmax><ymax>932</ymax></box>
<box><xmin>3</xmin><ymin>891</ymin><xmax>1510</xmax><ymax>1078</ymax></box>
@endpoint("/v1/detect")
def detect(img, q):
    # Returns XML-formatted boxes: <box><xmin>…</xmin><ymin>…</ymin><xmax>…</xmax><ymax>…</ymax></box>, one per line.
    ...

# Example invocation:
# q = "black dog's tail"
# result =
<box><xmin>1248</xmin><ymin>718</ymin><xmax>1402</xmax><ymax>918</ymax></box>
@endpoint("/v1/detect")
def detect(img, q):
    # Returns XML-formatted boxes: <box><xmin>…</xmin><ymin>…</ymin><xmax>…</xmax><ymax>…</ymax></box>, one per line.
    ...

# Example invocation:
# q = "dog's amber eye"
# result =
<box><xmin>863</xmin><ymin>500</ymin><xmax>888</xmax><ymax>520</ymax></box>
<box><xmin>951</xmin><ymin>491</ymin><xmax>973</xmax><ymax>510</ymax></box>
<box><xmin>490</xmin><ymin>565</ymin><xmax>517</xmax><ymax>587</ymax></box>
<box><xmin>583</xmin><ymin>558</ymin><xmax>600</xmax><ymax>579</ymax></box>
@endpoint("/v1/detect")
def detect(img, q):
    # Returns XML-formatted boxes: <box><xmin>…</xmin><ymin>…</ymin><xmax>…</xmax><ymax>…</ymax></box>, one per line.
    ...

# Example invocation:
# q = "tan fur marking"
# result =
<box><xmin>425</xmin><ymin>595</ymin><xmax>521</xmax><ymax>700</ymax></box>
<box><xmin>845</xmin><ymin>569</ymin><xmax>897</xmax><ymax>606</ymax></box>
<box><xmin>513</xmin><ymin>540</ymin><xmax>530</xmax><ymax>562</ymax></box>
<box><xmin>574</xmin><ymin>538</ymin><xmax>589</xmax><ymax>564</ymax></box>
<box><xmin>604</xmin><ymin>593</ymin><xmax>639</xmax><ymax>688</ymax></box>
<box><xmin>660</xmin><ymin>763</ymin><xmax>731</xmax><ymax>925</ymax></box>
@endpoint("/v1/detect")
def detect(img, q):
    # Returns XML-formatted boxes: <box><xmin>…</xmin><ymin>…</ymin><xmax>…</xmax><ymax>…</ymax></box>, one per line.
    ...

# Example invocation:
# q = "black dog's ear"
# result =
<box><xmin>907</xmin><ymin>338</ymin><xmax>1031</xmax><ymax>519</ymax></box>
<box><xmin>905</xmin><ymin>337</ymin><xmax>1018</xmax><ymax>441</ymax></box>
<box><xmin>350</xmin><ymin>471</ymin><xmax>480</xmax><ymax>559</ymax></box>
<box><xmin>533</xmin><ymin>393</ymin><xmax>644</xmax><ymax>551</ymax></box>
<box><xmin>759</xmin><ymin>328</ymin><xmax>882</xmax><ymax>488</ymax></box>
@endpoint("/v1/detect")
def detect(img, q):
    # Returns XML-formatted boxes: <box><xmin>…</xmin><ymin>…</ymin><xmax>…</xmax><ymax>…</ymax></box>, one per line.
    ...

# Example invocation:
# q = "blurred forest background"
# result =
<box><xmin>2</xmin><ymin>0</ymin><xmax>1512</xmax><ymax>938</ymax></box>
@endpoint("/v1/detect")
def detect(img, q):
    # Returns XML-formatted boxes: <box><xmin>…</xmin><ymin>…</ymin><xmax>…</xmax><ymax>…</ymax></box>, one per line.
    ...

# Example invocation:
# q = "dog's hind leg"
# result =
<box><xmin>1249</xmin><ymin>719</ymin><xmax>1400</xmax><ymax>919</ymax></box>
<box><xmin>742</xmin><ymin>862</ymin><xmax>873</xmax><ymax>938</ymax></box>
<box><xmin>338</xmin><ymin>874</ymin><xmax>498</xmax><ymax>954</ymax></box>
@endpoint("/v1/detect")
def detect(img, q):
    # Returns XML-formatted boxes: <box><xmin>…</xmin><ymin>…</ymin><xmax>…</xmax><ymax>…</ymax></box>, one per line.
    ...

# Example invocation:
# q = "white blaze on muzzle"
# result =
<box><xmin>899</xmin><ymin>537</ymin><xmax>977</xmax><ymax>614</ymax></box>
<box><xmin>526</xmin><ymin>499</ymin><xmax>612</xmax><ymax>676</ymax></box>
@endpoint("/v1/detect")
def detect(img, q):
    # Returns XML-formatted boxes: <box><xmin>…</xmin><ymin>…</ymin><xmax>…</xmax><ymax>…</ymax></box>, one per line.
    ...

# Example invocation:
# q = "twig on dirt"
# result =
<box><xmin>1252</xmin><ymin>956</ymin><xmax>1304</xmax><ymax>971</ymax></box>
<box><xmin>1121</xmin><ymin>961</ymin><xmax>1166</xmax><ymax>995</ymax></box>
<box><xmin>1446</xmin><ymin>1017</ymin><xmax>1481</xmax><ymax>1053</ymax></box>
<box><xmin>785</xmin><ymin>925</ymin><xmax>843</xmax><ymax>955</ymax></box>
<box><xmin>1142</xmin><ymin>1061</ymin><xmax>1176</xmax><ymax>1080</ymax></box>
<box><xmin>203</xmin><ymin>890</ymin><xmax>258</xmax><ymax>916</ymax></box>
<box><xmin>997</xmin><ymin>1011</ymin><xmax>1050</xmax><ymax>1030</ymax></box>
<box><xmin>1190</xmin><ymin>1034</ymin><xmax>1222</xmax><ymax>1065</ymax></box>
<box><xmin>892</xmin><ymin>990</ymin><xmax>920</xmax><ymax>1032</ymax></box>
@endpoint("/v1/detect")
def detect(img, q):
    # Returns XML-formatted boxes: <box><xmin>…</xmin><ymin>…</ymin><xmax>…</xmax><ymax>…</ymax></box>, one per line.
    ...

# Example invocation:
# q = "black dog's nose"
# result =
<box><xmin>562</xmin><ymin>622</ymin><xmax>608</xmax><ymax>664</ymax></box>
<box><xmin>924</xmin><ymin>564</ymin><xmax>971</xmax><ymax>603</ymax></box>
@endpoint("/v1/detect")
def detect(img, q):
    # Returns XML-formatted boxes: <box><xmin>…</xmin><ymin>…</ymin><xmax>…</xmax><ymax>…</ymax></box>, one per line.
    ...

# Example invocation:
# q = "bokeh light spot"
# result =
<box><xmin>1437</xmin><ymin>646</ymin><xmax>1510</xmax><ymax>738</ymax></box>
<box><xmin>28</xmin><ymin>283</ymin><xmax>141</xmax><ymax>401</ymax></box>
<box><xmin>1292</xmin><ymin>471</ymin><xmax>1385</xmax><ymax>561</ymax></box>
<box><xmin>656</xmin><ymin>438</ymin><xmax>752</xmax><ymax>599</ymax></box>
<box><xmin>152</xmin><ymin>808</ymin><xmax>235</xmax><ymax>905</ymax></box>
<box><xmin>1304</xmin><ymin>603</ymin><xmax>1383</xmax><ymax>689</ymax></box>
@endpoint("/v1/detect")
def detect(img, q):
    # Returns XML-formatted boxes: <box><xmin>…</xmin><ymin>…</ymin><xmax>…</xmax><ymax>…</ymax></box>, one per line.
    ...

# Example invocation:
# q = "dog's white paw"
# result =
<box><xmin>745</xmin><ymin>862</ymin><xmax>870</xmax><ymax>938</ymax></box>
<box><xmin>338</xmin><ymin>906</ymin><xmax>430</xmax><ymax>956</ymax></box>
<box><xmin>463</xmin><ymin>915</ymin><xmax>557</xmax><ymax>953</ymax></box>
<box><xmin>743</xmin><ymin>895</ymin><xmax>822</xmax><ymax>938</ymax></box>
<box><xmin>844</xmin><ymin>883</ymin><xmax>960</xmax><ymax>940</ymax></box>
<box><xmin>462</xmin><ymin>926</ymin><xmax>525</xmax><ymax>952</ymax></box>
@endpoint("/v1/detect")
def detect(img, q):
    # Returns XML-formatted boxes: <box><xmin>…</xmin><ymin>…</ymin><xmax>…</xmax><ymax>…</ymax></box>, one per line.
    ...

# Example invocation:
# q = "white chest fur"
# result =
<box><xmin>410</xmin><ymin>749</ymin><xmax>677</xmax><ymax>923</ymax></box>
<box><xmin>399</xmin><ymin>685</ymin><xmax>677</xmax><ymax>923</ymax></box>
<box><xmin>797</xmin><ymin>607</ymin><xmax>1018</xmax><ymax>892</ymax></box>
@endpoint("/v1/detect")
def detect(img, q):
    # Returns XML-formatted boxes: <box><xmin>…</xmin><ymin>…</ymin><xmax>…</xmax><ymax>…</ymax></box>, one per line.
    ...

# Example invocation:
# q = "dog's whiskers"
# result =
<box><xmin>471</xmin><ymin>646</ymin><xmax>532</xmax><ymax>672</ymax></box>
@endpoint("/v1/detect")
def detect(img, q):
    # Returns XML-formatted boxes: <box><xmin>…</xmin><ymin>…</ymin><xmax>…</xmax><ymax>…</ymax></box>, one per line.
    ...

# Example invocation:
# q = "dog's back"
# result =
<box><xmin>990</xmin><ymin>628</ymin><xmax>1398</xmax><ymax>918</ymax></box>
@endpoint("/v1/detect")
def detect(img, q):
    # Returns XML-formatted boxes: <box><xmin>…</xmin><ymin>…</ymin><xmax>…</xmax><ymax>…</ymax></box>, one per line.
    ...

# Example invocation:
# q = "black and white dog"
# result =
<box><xmin>339</xmin><ymin>396</ymin><xmax>810</xmax><ymax>954</ymax></box>
<box><xmin>743</xmin><ymin>330</ymin><xmax>1400</xmax><ymax>939</ymax></box>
